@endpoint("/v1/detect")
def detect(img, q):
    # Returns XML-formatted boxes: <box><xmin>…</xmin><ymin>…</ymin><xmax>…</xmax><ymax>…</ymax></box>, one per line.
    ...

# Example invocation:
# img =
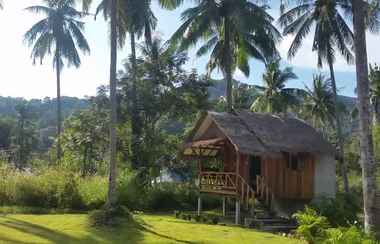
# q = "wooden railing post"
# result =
<box><xmin>236</xmin><ymin>154</ymin><xmax>240</xmax><ymax>197</ymax></box>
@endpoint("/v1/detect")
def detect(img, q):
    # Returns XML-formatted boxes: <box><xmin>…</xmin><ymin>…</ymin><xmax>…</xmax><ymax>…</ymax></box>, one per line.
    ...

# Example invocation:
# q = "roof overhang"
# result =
<box><xmin>182</xmin><ymin>138</ymin><xmax>225</xmax><ymax>157</ymax></box>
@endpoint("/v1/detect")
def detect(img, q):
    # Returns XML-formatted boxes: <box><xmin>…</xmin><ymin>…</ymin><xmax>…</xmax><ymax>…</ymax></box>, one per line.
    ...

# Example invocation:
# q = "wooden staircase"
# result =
<box><xmin>199</xmin><ymin>171</ymin><xmax>297</xmax><ymax>232</ymax></box>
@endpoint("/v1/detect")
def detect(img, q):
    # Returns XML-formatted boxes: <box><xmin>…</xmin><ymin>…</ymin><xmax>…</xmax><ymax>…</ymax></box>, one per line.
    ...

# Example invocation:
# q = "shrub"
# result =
<box><xmin>311</xmin><ymin>193</ymin><xmax>360</xmax><ymax>227</ymax></box>
<box><xmin>325</xmin><ymin>226</ymin><xmax>379</xmax><ymax>244</ymax></box>
<box><xmin>174</xmin><ymin>210</ymin><xmax>181</xmax><ymax>219</ymax></box>
<box><xmin>194</xmin><ymin>214</ymin><xmax>202</xmax><ymax>222</ymax></box>
<box><xmin>0</xmin><ymin>166</ymin><xmax>107</xmax><ymax>211</ymax></box>
<box><xmin>293</xmin><ymin>207</ymin><xmax>330</xmax><ymax>244</ymax></box>
<box><xmin>78</xmin><ymin>176</ymin><xmax>107</xmax><ymax>209</ymax></box>
<box><xmin>89</xmin><ymin>206</ymin><xmax>131</xmax><ymax>227</ymax></box>
<box><xmin>211</xmin><ymin>216</ymin><xmax>219</xmax><ymax>225</ymax></box>
<box><xmin>118</xmin><ymin>170</ymin><xmax>218</xmax><ymax>212</ymax></box>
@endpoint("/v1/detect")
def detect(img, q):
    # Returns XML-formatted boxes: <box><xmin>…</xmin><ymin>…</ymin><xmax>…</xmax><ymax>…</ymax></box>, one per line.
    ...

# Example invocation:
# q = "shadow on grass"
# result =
<box><xmin>135</xmin><ymin>217</ymin><xmax>202</xmax><ymax>244</ymax></box>
<box><xmin>0</xmin><ymin>217</ymin><xmax>145</xmax><ymax>244</ymax></box>
<box><xmin>0</xmin><ymin>215</ymin><xmax>204</xmax><ymax>244</ymax></box>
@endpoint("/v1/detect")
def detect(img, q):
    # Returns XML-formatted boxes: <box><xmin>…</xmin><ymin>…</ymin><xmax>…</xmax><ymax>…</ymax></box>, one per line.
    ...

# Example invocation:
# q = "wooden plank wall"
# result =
<box><xmin>261</xmin><ymin>154</ymin><xmax>315</xmax><ymax>200</ymax></box>
<box><xmin>223</xmin><ymin>140</ymin><xmax>236</xmax><ymax>172</ymax></box>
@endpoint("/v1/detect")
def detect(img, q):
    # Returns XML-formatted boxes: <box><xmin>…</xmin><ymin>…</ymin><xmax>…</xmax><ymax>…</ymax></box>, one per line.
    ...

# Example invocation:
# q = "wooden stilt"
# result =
<box><xmin>235</xmin><ymin>199</ymin><xmax>240</xmax><ymax>225</ymax></box>
<box><xmin>197</xmin><ymin>196</ymin><xmax>202</xmax><ymax>216</ymax></box>
<box><xmin>222</xmin><ymin>197</ymin><xmax>226</xmax><ymax>216</ymax></box>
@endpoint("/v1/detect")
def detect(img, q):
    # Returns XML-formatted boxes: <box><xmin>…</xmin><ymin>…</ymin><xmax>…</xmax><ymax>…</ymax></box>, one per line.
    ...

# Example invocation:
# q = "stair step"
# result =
<box><xmin>261</xmin><ymin>225</ymin><xmax>297</xmax><ymax>232</ymax></box>
<box><xmin>244</xmin><ymin>217</ymin><xmax>297</xmax><ymax>233</ymax></box>
<box><xmin>254</xmin><ymin>218</ymin><xmax>295</xmax><ymax>225</ymax></box>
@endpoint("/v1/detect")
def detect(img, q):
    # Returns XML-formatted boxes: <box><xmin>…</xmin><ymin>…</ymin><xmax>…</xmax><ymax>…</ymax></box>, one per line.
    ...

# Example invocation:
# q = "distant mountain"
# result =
<box><xmin>209</xmin><ymin>79</ymin><xmax>358</xmax><ymax>108</ymax></box>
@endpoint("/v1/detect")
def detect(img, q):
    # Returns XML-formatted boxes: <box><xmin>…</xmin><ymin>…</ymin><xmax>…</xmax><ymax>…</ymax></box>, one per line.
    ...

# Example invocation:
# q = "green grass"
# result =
<box><xmin>0</xmin><ymin>213</ymin><xmax>302</xmax><ymax>244</ymax></box>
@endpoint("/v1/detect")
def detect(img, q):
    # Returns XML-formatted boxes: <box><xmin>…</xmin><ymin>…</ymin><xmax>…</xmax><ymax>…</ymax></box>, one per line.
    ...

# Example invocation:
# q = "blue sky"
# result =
<box><xmin>0</xmin><ymin>0</ymin><xmax>377</xmax><ymax>99</ymax></box>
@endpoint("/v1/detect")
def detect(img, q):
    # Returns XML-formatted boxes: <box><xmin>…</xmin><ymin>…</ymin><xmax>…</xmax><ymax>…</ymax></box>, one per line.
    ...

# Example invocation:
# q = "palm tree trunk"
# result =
<box><xmin>130</xmin><ymin>31</ymin><xmax>141</xmax><ymax>169</ymax></box>
<box><xmin>352</xmin><ymin>0</ymin><xmax>378</xmax><ymax>234</ymax></box>
<box><xmin>144</xmin><ymin>22</ymin><xmax>153</xmax><ymax>47</ymax></box>
<box><xmin>106</xmin><ymin>0</ymin><xmax>118</xmax><ymax>209</ymax></box>
<box><xmin>56</xmin><ymin>50</ymin><xmax>62</xmax><ymax>162</ymax></box>
<box><xmin>223</xmin><ymin>17</ymin><xmax>233</xmax><ymax>113</ymax></box>
<box><xmin>328</xmin><ymin>60</ymin><xmax>350</xmax><ymax>194</ymax></box>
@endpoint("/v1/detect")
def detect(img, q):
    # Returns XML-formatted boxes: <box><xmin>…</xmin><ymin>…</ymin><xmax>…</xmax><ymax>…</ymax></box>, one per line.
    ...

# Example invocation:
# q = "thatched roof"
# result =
<box><xmin>183</xmin><ymin>111</ymin><xmax>335</xmax><ymax>156</ymax></box>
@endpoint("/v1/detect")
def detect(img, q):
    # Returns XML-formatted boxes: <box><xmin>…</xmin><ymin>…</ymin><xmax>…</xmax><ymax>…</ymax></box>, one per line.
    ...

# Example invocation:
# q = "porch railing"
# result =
<box><xmin>199</xmin><ymin>171</ymin><xmax>237</xmax><ymax>194</ymax></box>
<box><xmin>199</xmin><ymin>171</ymin><xmax>255</xmax><ymax>209</ymax></box>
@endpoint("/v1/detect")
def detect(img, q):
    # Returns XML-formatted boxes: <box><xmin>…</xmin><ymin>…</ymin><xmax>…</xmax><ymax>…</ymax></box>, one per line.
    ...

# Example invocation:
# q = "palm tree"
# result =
<box><xmin>302</xmin><ymin>74</ymin><xmax>335</xmax><ymax>129</ymax></box>
<box><xmin>24</xmin><ymin>0</ymin><xmax>90</xmax><ymax>161</ymax></box>
<box><xmin>124</xmin><ymin>0</ymin><xmax>157</xmax><ymax>169</ymax></box>
<box><xmin>250</xmin><ymin>59</ymin><xmax>304</xmax><ymax>113</ymax></box>
<box><xmin>77</xmin><ymin>0</ymin><xmax>179</xmax><ymax>212</ymax></box>
<box><xmin>279</xmin><ymin>0</ymin><xmax>353</xmax><ymax>194</ymax></box>
<box><xmin>171</xmin><ymin>0</ymin><xmax>280</xmax><ymax>112</ymax></box>
<box><xmin>369</xmin><ymin>64</ymin><xmax>380</xmax><ymax>123</ymax></box>
<box><xmin>91</xmin><ymin>0</ymin><xmax>123</xmax><ymax>209</ymax></box>
<box><xmin>352</xmin><ymin>0</ymin><xmax>378</xmax><ymax>234</ymax></box>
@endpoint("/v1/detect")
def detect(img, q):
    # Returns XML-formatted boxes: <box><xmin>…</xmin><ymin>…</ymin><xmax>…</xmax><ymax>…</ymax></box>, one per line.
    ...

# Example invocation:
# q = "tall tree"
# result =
<box><xmin>279</xmin><ymin>0</ymin><xmax>353</xmax><ymax>194</ymax></box>
<box><xmin>14</xmin><ymin>102</ymin><xmax>38</xmax><ymax>169</ymax></box>
<box><xmin>78</xmin><ymin>0</ymin><xmax>181</xmax><ymax>210</ymax></box>
<box><xmin>250</xmin><ymin>59</ymin><xmax>303</xmax><ymax>113</ymax></box>
<box><xmin>24</xmin><ymin>0</ymin><xmax>90</xmax><ymax>162</ymax></box>
<box><xmin>352</xmin><ymin>0</ymin><xmax>378</xmax><ymax>234</ymax></box>
<box><xmin>171</xmin><ymin>0</ymin><xmax>280</xmax><ymax>112</ymax></box>
<box><xmin>124</xmin><ymin>0</ymin><xmax>157</xmax><ymax>169</ymax></box>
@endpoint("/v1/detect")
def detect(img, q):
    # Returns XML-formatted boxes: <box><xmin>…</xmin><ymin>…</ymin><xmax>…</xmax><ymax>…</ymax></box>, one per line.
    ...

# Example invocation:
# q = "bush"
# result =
<box><xmin>194</xmin><ymin>214</ymin><xmax>202</xmax><ymax>222</ymax></box>
<box><xmin>89</xmin><ymin>206</ymin><xmax>131</xmax><ymax>227</ymax></box>
<box><xmin>293</xmin><ymin>207</ymin><xmax>330</xmax><ymax>244</ymax></box>
<box><xmin>324</xmin><ymin>226</ymin><xmax>373</xmax><ymax>244</ymax></box>
<box><xmin>78</xmin><ymin>176</ymin><xmax>107</xmax><ymax>209</ymax></box>
<box><xmin>0</xmin><ymin>166</ymin><xmax>107</xmax><ymax>211</ymax></box>
<box><xmin>174</xmin><ymin>210</ymin><xmax>181</xmax><ymax>219</ymax></box>
<box><xmin>211</xmin><ymin>216</ymin><xmax>219</xmax><ymax>225</ymax></box>
<box><xmin>311</xmin><ymin>193</ymin><xmax>360</xmax><ymax>227</ymax></box>
<box><xmin>118</xmin><ymin>170</ymin><xmax>220</xmax><ymax>212</ymax></box>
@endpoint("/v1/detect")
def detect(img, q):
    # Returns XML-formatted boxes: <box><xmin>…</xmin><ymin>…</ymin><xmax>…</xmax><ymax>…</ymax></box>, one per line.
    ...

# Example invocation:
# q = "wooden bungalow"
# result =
<box><xmin>182</xmin><ymin>111</ymin><xmax>336</xmax><ymax>224</ymax></box>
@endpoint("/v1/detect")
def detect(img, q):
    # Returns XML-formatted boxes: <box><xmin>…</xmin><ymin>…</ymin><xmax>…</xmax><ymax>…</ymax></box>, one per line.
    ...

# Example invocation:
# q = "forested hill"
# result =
<box><xmin>0</xmin><ymin>96</ymin><xmax>89</xmax><ymax>128</ymax></box>
<box><xmin>209</xmin><ymin>79</ymin><xmax>357</xmax><ymax>107</ymax></box>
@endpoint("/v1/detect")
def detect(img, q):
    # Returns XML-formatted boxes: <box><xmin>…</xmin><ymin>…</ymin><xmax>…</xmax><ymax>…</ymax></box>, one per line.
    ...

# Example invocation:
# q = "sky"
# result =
<box><xmin>0</xmin><ymin>0</ymin><xmax>379</xmax><ymax>99</ymax></box>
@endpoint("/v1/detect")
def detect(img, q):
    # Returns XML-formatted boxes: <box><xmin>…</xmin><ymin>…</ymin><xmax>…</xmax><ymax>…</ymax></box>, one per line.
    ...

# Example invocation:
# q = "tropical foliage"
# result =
<box><xmin>250</xmin><ymin>59</ymin><xmax>303</xmax><ymax>113</ymax></box>
<box><xmin>171</xmin><ymin>0</ymin><xmax>280</xmax><ymax>111</ymax></box>
<box><xmin>302</xmin><ymin>74</ymin><xmax>335</xmax><ymax>128</ymax></box>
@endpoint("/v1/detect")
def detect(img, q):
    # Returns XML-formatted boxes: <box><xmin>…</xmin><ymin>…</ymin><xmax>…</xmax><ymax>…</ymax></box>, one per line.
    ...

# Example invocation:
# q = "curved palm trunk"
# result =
<box><xmin>106</xmin><ymin>0</ymin><xmax>118</xmax><ymax>209</ymax></box>
<box><xmin>352</xmin><ymin>0</ymin><xmax>378</xmax><ymax>234</ymax></box>
<box><xmin>130</xmin><ymin>31</ymin><xmax>142</xmax><ymax>169</ymax></box>
<box><xmin>328</xmin><ymin>60</ymin><xmax>350</xmax><ymax>194</ymax></box>
<box><xmin>223</xmin><ymin>18</ymin><xmax>233</xmax><ymax>113</ymax></box>
<box><xmin>56</xmin><ymin>49</ymin><xmax>62</xmax><ymax>162</ymax></box>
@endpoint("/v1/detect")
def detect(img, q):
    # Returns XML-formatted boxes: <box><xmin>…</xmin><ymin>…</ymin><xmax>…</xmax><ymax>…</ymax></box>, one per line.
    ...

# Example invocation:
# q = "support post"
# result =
<box><xmin>197</xmin><ymin>196</ymin><xmax>202</xmax><ymax>216</ymax></box>
<box><xmin>222</xmin><ymin>197</ymin><xmax>226</xmax><ymax>217</ymax></box>
<box><xmin>235</xmin><ymin>199</ymin><xmax>240</xmax><ymax>225</ymax></box>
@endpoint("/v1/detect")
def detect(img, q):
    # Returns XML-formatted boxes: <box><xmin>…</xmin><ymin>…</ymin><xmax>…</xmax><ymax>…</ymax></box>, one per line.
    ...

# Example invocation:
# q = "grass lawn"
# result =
<box><xmin>0</xmin><ymin>213</ymin><xmax>302</xmax><ymax>244</ymax></box>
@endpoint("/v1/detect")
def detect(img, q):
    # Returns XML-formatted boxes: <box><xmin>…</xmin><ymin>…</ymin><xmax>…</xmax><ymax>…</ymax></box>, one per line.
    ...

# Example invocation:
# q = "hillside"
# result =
<box><xmin>0</xmin><ymin>96</ymin><xmax>89</xmax><ymax>129</ymax></box>
<box><xmin>209</xmin><ymin>79</ymin><xmax>358</xmax><ymax>108</ymax></box>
